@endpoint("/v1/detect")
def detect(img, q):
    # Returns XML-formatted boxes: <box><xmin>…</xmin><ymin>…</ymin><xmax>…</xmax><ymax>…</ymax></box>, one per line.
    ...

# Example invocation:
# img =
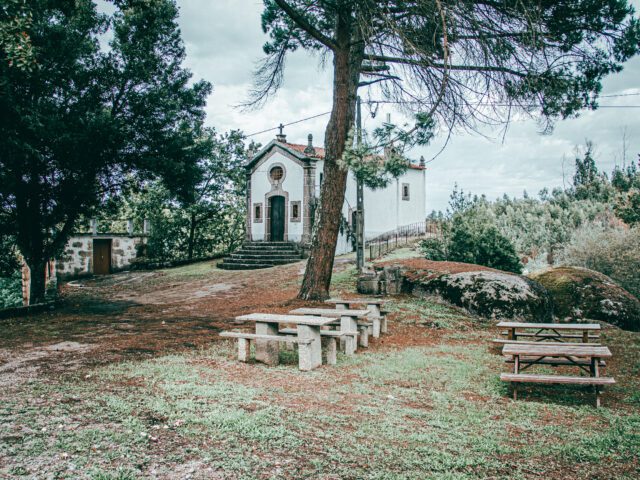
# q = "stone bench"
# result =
<box><xmin>325</xmin><ymin>299</ymin><xmax>389</xmax><ymax>336</ymax></box>
<box><xmin>500</xmin><ymin>373</ymin><xmax>615</xmax><ymax>407</ymax></box>
<box><xmin>220</xmin><ymin>331</ymin><xmax>312</xmax><ymax>363</ymax></box>
<box><xmin>279</xmin><ymin>328</ymin><xmax>346</xmax><ymax>365</ymax></box>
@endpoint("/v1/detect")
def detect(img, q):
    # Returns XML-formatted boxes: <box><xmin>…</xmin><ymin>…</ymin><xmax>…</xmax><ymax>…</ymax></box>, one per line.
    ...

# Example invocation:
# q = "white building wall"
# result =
<box><xmin>333</xmin><ymin>168</ymin><xmax>426</xmax><ymax>255</ymax></box>
<box><xmin>249</xmin><ymin>148</ymin><xmax>427</xmax><ymax>255</ymax></box>
<box><xmin>250</xmin><ymin>152</ymin><xmax>305</xmax><ymax>242</ymax></box>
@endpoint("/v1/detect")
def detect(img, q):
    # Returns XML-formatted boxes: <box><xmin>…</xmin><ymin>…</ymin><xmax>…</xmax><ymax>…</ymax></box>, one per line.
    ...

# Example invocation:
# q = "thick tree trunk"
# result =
<box><xmin>298</xmin><ymin>12</ymin><xmax>364</xmax><ymax>300</ymax></box>
<box><xmin>27</xmin><ymin>259</ymin><xmax>47</xmax><ymax>305</ymax></box>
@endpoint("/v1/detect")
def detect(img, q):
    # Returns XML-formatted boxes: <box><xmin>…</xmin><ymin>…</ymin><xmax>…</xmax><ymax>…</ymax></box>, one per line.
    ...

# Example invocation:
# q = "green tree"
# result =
<box><xmin>107</xmin><ymin>130</ymin><xmax>255</xmax><ymax>263</ymax></box>
<box><xmin>447</xmin><ymin>207</ymin><xmax>523</xmax><ymax>273</ymax></box>
<box><xmin>0</xmin><ymin>0</ymin><xmax>36</xmax><ymax>71</ymax></box>
<box><xmin>257</xmin><ymin>0</ymin><xmax>640</xmax><ymax>300</ymax></box>
<box><xmin>0</xmin><ymin>0</ymin><xmax>211</xmax><ymax>303</ymax></box>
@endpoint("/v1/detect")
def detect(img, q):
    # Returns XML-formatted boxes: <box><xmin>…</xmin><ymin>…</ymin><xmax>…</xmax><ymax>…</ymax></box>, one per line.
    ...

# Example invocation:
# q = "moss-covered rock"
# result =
<box><xmin>529</xmin><ymin>267</ymin><xmax>640</xmax><ymax>331</ymax></box>
<box><xmin>408</xmin><ymin>270</ymin><xmax>553</xmax><ymax>322</ymax></box>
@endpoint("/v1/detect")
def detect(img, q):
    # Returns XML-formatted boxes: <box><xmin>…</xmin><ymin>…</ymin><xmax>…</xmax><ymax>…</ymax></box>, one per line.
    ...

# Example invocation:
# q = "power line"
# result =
<box><xmin>246</xmin><ymin>94</ymin><xmax>640</xmax><ymax>138</ymax></box>
<box><xmin>246</xmin><ymin>111</ymin><xmax>331</xmax><ymax>137</ymax></box>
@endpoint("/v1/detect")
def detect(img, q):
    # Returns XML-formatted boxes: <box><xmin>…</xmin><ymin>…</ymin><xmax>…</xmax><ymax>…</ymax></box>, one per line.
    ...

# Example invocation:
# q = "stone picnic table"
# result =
<box><xmin>325</xmin><ymin>298</ymin><xmax>389</xmax><ymax>336</ymax></box>
<box><xmin>494</xmin><ymin>321</ymin><xmax>601</xmax><ymax>345</ymax></box>
<box><xmin>228</xmin><ymin>313</ymin><xmax>335</xmax><ymax>371</ymax></box>
<box><xmin>289</xmin><ymin>308</ymin><xmax>369</xmax><ymax>354</ymax></box>
<box><xmin>501</xmin><ymin>343</ymin><xmax>615</xmax><ymax>407</ymax></box>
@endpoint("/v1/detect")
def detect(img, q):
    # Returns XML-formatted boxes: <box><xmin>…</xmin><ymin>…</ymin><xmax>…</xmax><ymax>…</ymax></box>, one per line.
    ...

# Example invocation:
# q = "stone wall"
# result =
<box><xmin>56</xmin><ymin>235</ymin><xmax>146</xmax><ymax>279</ymax></box>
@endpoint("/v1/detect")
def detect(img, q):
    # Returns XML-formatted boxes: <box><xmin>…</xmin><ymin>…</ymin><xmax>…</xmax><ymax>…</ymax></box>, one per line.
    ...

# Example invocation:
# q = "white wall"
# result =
<box><xmin>249</xmin><ymin>151</ymin><xmax>305</xmax><ymax>242</ymax></box>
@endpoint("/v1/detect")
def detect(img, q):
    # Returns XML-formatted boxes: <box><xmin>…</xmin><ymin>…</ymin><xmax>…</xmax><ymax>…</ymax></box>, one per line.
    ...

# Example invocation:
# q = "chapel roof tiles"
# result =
<box><xmin>279</xmin><ymin>141</ymin><xmax>425</xmax><ymax>170</ymax></box>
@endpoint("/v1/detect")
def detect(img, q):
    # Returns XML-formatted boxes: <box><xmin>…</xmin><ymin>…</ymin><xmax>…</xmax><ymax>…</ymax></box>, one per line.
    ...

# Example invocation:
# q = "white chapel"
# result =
<box><xmin>244</xmin><ymin>131</ymin><xmax>427</xmax><ymax>256</ymax></box>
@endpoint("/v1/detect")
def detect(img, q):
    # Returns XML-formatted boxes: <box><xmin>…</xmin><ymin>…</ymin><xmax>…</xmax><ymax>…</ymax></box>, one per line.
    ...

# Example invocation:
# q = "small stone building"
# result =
<box><xmin>56</xmin><ymin>233</ymin><xmax>147</xmax><ymax>280</ymax></box>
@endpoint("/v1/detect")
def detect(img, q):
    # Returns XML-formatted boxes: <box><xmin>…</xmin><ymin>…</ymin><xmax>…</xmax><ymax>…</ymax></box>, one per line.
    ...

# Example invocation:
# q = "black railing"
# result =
<box><xmin>365</xmin><ymin>220</ymin><xmax>443</xmax><ymax>260</ymax></box>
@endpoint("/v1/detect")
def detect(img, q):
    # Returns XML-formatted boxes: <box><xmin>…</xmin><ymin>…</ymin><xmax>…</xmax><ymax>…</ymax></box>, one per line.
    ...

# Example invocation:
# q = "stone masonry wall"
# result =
<box><xmin>56</xmin><ymin>235</ymin><xmax>146</xmax><ymax>279</ymax></box>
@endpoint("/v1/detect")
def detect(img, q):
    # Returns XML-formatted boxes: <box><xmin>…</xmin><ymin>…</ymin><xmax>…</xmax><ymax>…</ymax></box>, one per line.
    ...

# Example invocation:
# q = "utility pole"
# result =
<box><xmin>356</xmin><ymin>96</ymin><xmax>365</xmax><ymax>272</ymax></box>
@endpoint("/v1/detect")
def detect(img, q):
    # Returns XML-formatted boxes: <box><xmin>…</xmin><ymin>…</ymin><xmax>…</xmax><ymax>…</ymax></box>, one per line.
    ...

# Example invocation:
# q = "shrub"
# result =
<box><xmin>557</xmin><ymin>224</ymin><xmax>640</xmax><ymax>298</ymax></box>
<box><xmin>0</xmin><ymin>273</ymin><xmax>22</xmax><ymax>309</ymax></box>
<box><xmin>420</xmin><ymin>237</ymin><xmax>447</xmax><ymax>261</ymax></box>
<box><xmin>444</xmin><ymin>208</ymin><xmax>523</xmax><ymax>273</ymax></box>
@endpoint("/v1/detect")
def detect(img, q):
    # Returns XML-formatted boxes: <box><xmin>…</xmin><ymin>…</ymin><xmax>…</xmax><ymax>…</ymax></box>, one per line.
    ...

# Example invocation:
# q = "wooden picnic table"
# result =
<box><xmin>325</xmin><ymin>298</ymin><xmax>389</xmax><ymax>335</ymax></box>
<box><xmin>501</xmin><ymin>343</ymin><xmax>614</xmax><ymax>407</ymax></box>
<box><xmin>289</xmin><ymin>308</ymin><xmax>369</xmax><ymax>354</ymax></box>
<box><xmin>234</xmin><ymin>313</ymin><xmax>335</xmax><ymax>371</ymax></box>
<box><xmin>496</xmin><ymin>321</ymin><xmax>601</xmax><ymax>344</ymax></box>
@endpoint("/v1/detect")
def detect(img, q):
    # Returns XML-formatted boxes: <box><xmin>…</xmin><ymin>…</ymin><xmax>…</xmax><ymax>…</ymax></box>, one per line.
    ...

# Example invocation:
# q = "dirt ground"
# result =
<box><xmin>0</xmin><ymin>259</ymin><xmax>319</xmax><ymax>381</ymax></box>
<box><xmin>1</xmin><ymin>253</ymin><xmax>639</xmax><ymax>479</ymax></box>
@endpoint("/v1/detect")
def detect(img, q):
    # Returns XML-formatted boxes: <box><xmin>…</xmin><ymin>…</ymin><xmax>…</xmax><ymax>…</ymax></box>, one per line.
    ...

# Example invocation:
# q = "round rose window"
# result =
<box><xmin>270</xmin><ymin>166</ymin><xmax>284</xmax><ymax>182</ymax></box>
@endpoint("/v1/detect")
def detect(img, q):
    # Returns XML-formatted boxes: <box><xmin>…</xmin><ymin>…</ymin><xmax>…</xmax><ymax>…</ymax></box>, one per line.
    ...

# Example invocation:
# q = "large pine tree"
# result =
<box><xmin>253</xmin><ymin>0</ymin><xmax>640</xmax><ymax>300</ymax></box>
<box><xmin>0</xmin><ymin>0</ymin><xmax>212</xmax><ymax>303</ymax></box>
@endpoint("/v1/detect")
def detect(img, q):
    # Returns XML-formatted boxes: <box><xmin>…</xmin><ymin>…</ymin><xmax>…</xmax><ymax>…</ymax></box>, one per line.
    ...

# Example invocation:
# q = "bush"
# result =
<box><xmin>557</xmin><ymin>224</ymin><xmax>640</xmax><ymax>298</ymax></box>
<box><xmin>444</xmin><ymin>208</ymin><xmax>522</xmax><ymax>273</ymax></box>
<box><xmin>420</xmin><ymin>237</ymin><xmax>447</xmax><ymax>261</ymax></box>
<box><xmin>0</xmin><ymin>273</ymin><xmax>22</xmax><ymax>309</ymax></box>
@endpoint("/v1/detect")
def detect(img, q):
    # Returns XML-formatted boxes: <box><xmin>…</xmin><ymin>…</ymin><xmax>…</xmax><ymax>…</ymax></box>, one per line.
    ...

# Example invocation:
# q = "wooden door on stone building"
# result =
<box><xmin>270</xmin><ymin>196</ymin><xmax>285</xmax><ymax>242</ymax></box>
<box><xmin>93</xmin><ymin>239</ymin><xmax>111</xmax><ymax>275</ymax></box>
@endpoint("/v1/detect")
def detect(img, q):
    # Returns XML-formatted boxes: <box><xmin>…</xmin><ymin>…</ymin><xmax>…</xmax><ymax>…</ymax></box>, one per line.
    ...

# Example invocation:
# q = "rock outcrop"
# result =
<box><xmin>529</xmin><ymin>267</ymin><xmax>640</xmax><ymax>331</ymax></box>
<box><xmin>409</xmin><ymin>270</ymin><xmax>553</xmax><ymax>322</ymax></box>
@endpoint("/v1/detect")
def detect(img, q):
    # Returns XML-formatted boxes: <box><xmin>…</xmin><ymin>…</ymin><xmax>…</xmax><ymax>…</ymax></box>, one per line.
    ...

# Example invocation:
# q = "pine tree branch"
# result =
<box><xmin>273</xmin><ymin>0</ymin><xmax>338</xmax><ymax>51</ymax></box>
<box><xmin>364</xmin><ymin>54</ymin><xmax>528</xmax><ymax>77</ymax></box>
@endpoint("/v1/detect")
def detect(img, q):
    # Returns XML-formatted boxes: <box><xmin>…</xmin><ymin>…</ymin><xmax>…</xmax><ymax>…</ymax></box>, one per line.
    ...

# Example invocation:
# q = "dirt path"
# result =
<box><xmin>0</xmin><ymin>259</ymin><xmax>332</xmax><ymax>384</ymax></box>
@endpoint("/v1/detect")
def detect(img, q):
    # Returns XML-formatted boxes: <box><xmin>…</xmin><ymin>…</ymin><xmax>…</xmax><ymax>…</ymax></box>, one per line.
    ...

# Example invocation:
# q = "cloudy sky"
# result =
<box><xmin>174</xmin><ymin>0</ymin><xmax>640</xmax><ymax>212</ymax></box>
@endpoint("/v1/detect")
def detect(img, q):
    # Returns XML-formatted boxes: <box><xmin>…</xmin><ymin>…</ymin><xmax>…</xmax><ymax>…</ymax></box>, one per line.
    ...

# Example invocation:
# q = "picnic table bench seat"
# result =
<box><xmin>278</xmin><ymin>328</ymin><xmax>350</xmax><ymax>365</ymax></box>
<box><xmin>493</xmin><ymin>338</ymin><xmax>601</xmax><ymax>347</ymax></box>
<box><xmin>229</xmin><ymin>313</ymin><xmax>336</xmax><ymax>371</ymax></box>
<box><xmin>501</xmin><ymin>373</ymin><xmax>615</xmax><ymax>386</ymax></box>
<box><xmin>220</xmin><ymin>331</ymin><xmax>314</xmax><ymax>363</ymax></box>
<box><xmin>325</xmin><ymin>299</ymin><xmax>390</xmax><ymax>335</ymax></box>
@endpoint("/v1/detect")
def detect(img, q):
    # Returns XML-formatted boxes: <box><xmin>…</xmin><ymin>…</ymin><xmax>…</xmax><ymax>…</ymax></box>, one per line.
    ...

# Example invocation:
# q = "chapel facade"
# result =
<box><xmin>244</xmin><ymin>132</ymin><xmax>427</xmax><ymax>255</ymax></box>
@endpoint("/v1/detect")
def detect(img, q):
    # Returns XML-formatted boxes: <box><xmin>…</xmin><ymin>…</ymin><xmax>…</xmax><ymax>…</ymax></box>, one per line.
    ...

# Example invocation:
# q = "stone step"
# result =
<box><xmin>241</xmin><ymin>242</ymin><xmax>298</xmax><ymax>247</ymax></box>
<box><xmin>218</xmin><ymin>262</ymin><xmax>275</xmax><ymax>270</ymax></box>
<box><xmin>240</xmin><ymin>244</ymin><xmax>299</xmax><ymax>251</ymax></box>
<box><xmin>230</xmin><ymin>253</ymin><xmax>302</xmax><ymax>260</ymax></box>
<box><xmin>222</xmin><ymin>257</ymin><xmax>302</xmax><ymax>266</ymax></box>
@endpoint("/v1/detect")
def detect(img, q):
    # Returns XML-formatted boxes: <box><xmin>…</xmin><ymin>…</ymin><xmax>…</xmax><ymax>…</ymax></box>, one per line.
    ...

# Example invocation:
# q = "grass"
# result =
<box><xmin>2</xmin><ymin>327</ymin><xmax>639</xmax><ymax>479</ymax></box>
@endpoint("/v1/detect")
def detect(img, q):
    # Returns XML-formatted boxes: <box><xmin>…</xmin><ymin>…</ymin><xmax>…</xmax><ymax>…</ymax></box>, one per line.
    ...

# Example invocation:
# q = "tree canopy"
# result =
<box><xmin>0</xmin><ymin>0</ymin><xmax>212</xmax><ymax>303</ymax></box>
<box><xmin>256</xmin><ymin>0</ymin><xmax>640</xmax><ymax>300</ymax></box>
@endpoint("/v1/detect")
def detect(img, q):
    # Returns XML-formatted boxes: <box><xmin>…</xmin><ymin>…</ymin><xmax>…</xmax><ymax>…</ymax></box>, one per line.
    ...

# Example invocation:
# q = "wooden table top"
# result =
<box><xmin>289</xmin><ymin>308</ymin><xmax>370</xmax><ymax>318</ymax></box>
<box><xmin>326</xmin><ymin>298</ymin><xmax>387</xmax><ymax>305</ymax></box>
<box><xmin>235</xmin><ymin>313</ymin><xmax>336</xmax><ymax>326</ymax></box>
<box><xmin>497</xmin><ymin>322</ymin><xmax>601</xmax><ymax>331</ymax></box>
<box><xmin>503</xmin><ymin>343</ymin><xmax>612</xmax><ymax>358</ymax></box>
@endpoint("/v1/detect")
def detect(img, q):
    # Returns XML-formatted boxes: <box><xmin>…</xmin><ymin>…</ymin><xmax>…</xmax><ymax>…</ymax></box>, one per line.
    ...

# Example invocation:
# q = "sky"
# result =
<box><xmin>174</xmin><ymin>0</ymin><xmax>640</xmax><ymax>212</ymax></box>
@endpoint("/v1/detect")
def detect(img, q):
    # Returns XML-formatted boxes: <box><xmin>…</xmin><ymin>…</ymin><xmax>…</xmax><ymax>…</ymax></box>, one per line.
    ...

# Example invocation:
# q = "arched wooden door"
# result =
<box><xmin>269</xmin><ymin>196</ymin><xmax>285</xmax><ymax>241</ymax></box>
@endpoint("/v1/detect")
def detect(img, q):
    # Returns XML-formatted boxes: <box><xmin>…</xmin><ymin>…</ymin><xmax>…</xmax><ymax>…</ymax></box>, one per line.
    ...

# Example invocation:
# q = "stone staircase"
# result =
<box><xmin>218</xmin><ymin>242</ymin><xmax>305</xmax><ymax>270</ymax></box>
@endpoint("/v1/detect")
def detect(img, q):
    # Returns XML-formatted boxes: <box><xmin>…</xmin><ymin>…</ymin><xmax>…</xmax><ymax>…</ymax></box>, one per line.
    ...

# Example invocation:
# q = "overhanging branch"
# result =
<box><xmin>364</xmin><ymin>54</ymin><xmax>528</xmax><ymax>77</ymax></box>
<box><xmin>273</xmin><ymin>0</ymin><xmax>337</xmax><ymax>51</ymax></box>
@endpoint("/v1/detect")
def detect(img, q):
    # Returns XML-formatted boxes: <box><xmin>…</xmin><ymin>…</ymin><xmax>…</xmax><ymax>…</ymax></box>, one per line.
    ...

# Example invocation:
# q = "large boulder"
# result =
<box><xmin>409</xmin><ymin>270</ymin><xmax>553</xmax><ymax>322</ymax></box>
<box><xmin>529</xmin><ymin>267</ymin><xmax>640</xmax><ymax>331</ymax></box>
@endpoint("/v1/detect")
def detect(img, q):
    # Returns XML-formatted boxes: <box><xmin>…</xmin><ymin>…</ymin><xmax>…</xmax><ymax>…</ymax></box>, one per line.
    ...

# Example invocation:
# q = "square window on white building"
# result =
<box><xmin>254</xmin><ymin>203</ymin><xmax>263</xmax><ymax>223</ymax></box>
<box><xmin>402</xmin><ymin>183</ymin><xmax>410</xmax><ymax>201</ymax></box>
<box><xmin>291</xmin><ymin>201</ymin><xmax>301</xmax><ymax>222</ymax></box>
